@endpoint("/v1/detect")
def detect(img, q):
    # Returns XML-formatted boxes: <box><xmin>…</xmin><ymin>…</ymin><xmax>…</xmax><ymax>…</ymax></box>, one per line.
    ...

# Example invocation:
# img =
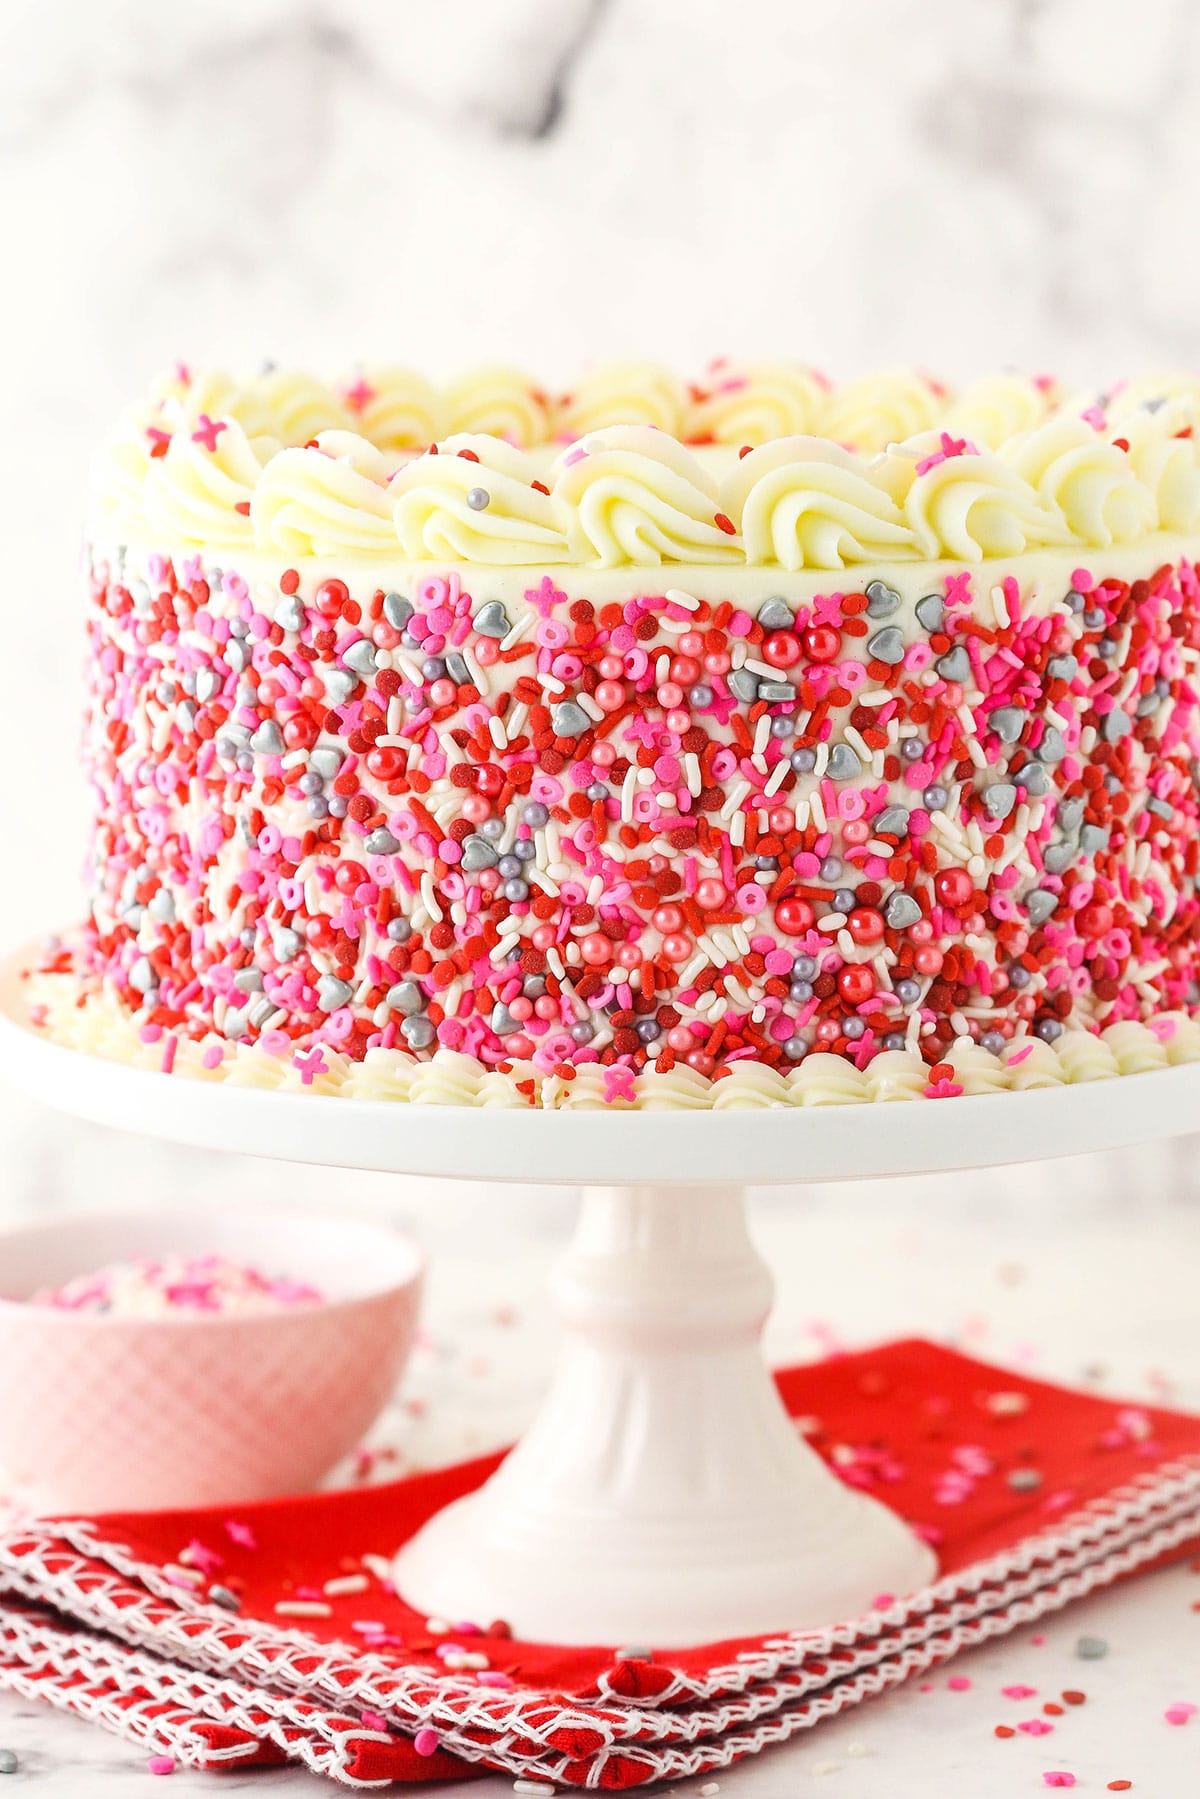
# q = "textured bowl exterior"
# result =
<box><xmin>0</xmin><ymin>1210</ymin><xmax>422</xmax><ymax>1512</ymax></box>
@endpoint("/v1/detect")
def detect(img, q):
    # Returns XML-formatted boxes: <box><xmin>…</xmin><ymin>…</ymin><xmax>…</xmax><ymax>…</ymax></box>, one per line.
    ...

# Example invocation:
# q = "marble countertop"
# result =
<box><xmin>0</xmin><ymin>1115</ymin><xmax>1197</xmax><ymax>1794</ymax></box>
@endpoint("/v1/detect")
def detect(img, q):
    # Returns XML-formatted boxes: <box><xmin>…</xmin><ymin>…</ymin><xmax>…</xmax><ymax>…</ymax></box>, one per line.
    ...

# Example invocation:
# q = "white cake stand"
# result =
<box><xmin>2</xmin><ymin>948</ymin><xmax>1198</xmax><ymax>1647</ymax></box>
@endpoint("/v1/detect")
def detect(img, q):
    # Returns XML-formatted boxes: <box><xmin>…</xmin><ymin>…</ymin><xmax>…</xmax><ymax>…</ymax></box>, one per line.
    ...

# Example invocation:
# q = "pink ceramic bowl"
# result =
<box><xmin>0</xmin><ymin>1207</ymin><xmax>423</xmax><ymax>1514</ymax></box>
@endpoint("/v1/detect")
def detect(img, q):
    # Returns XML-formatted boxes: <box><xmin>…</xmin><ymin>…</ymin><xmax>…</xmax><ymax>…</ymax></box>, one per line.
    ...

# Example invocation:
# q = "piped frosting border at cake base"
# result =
<box><xmin>22</xmin><ymin>965</ymin><xmax>1200</xmax><ymax>1107</ymax></box>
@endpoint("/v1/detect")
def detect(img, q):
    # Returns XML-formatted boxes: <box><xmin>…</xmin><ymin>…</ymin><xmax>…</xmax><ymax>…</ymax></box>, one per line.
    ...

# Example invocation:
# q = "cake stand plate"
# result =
<box><xmin>3</xmin><ymin>947</ymin><xmax>1199</xmax><ymax>1646</ymax></box>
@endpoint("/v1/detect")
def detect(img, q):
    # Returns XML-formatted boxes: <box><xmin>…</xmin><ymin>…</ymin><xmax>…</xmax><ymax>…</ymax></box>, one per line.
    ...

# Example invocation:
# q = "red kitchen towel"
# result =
<box><xmin>1</xmin><ymin>1339</ymin><xmax>1198</xmax><ymax>1788</ymax></box>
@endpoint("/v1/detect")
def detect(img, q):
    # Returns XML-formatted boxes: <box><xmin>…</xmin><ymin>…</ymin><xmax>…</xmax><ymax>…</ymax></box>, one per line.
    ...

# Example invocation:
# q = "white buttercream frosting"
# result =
<box><xmin>93</xmin><ymin>361</ymin><xmax>1200</xmax><ymax>568</ymax></box>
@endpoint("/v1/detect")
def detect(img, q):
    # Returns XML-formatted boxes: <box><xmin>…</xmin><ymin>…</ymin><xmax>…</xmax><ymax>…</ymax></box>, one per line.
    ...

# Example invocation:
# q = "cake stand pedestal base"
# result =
<box><xmin>7</xmin><ymin>946</ymin><xmax>1199</xmax><ymax>1647</ymax></box>
<box><xmin>394</xmin><ymin>1183</ymin><xmax>935</xmax><ymax>1646</ymax></box>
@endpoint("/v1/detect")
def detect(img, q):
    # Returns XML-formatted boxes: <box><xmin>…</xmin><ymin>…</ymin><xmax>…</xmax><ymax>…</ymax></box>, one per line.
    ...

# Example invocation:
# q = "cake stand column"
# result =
<box><xmin>393</xmin><ymin>1182</ymin><xmax>935</xmax><ymax>1646</ymax></box>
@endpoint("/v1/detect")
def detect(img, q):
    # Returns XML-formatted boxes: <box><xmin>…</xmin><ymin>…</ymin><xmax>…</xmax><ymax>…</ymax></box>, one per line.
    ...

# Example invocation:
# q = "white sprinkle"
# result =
<box><xmin>743</xmin><ymin>657</ymin><xmax>777</xmax><ymax>679</ymax></box>
<box><xmin>858</xmin><ymin>689</ymin><xmax>891</xmax><ymax>707</ymax></box>
<box><xmin>678</xmin><ymin>952</ymin><xmax>709</xmax><ymax>987</ymax></box>
<box><xmin>664</xmin><ymin>587</ymin><xmax>700</xmax><ymax>610</ymax></box>
<box><xmin>490</xmin><ymin>919</ymin><xmax>522</xmax><ymax>961</ymax></box>
<box><xmin>730</xmin><ymin>810</ymin><xmax>746</xmax><ymax>847</ymax></box>
<box><xmin>810</xmin><ymin>788</ymin><xmax>827</xmax><ymax>831</ymax></box>
<box><xmin>575</xmin><ymin>691</ymin><xmax>604</xmax><ymax>723</ymax></box>
<box><xmin>527</xmin><ymin>866</ymin><xmax>560</xmax><ymax>896</ymax></box>
<box><xmin>499</xmin><ymin>614</ymin><xmax>533</xmax><ymax>652</ymax></box>
<box><xmin>990</xmin><ymin>582</ymin><xmax>1010</xmax><ymax>628</ymax></box>
<box><xmin>275</xmin><ymin>1600</ymin><xmax>332</xmax><ymax>1618</ymax></box>
<box><xmin>507</xmin><ymin>702</ymin><xmax>529</xmax><ymax>738</ymax></box>
<box><xmin>753</xmin><ymin>714</ymin><xmax>771</xmax><ymax>756</ymax></box>
<box><xmin>386</xmin><ymin>697</ymin><xmax>403</xmax><ymax>736</ymax></box>
<box><xmin>586</xmin><ymin>874</ymin><xmax>605</xmax><ymax>905</ymax></box>
<box><xmin>698</xmin><ymin>933</ymin><xmax>728</xmax><ymax>968</ymax></box>
<box><xmin>323</xmin><ymin>1573</ymin><xmax>369</xmax><ymax>1597</ymax></box>
<box><xmin>684</xmin><ymin>752</ymin><xmax>702</xmax><ymax>796</ymax></box>
<box><xmin>461</xmin><ymin>644</ymin><xmax>488</xmax><ymax>695</ymax></box>
<box><xmin>844</xmin><ymin>725</ymin><xmax>872</xmax><ymax>763</ymax></box>
<box><xmin>813</xmin><ymin>741</ymin><xmax>830</xmax><ymax>779</ymax></box>
<box><xmin>162</xmin><ymin>1564</ymin><xmax>204</xmax><ymax>1588</ymax></box>
<box><xmin>763</xmin><ymin>758</ymin><xmax>789</xmax><ymax>797</ymax></box>
<box><xmin>536</xmin><ymin>669</ymin><xmax>565</xmax><ymax>696</ymax></box>
<box><xmin>420</xmin><ymin>873</ymin><xmax>443</xmax><ymax>922</ymax></box>
<box><xmin>513</xmin><ymin>1780</ymin><xmax>558</xmax><ymax>1796</ymax></box>
<box><xmin>621</xmin><ymin>765</ymin><xmax>638</xmax><ymax>821</ymax></box>
<box><xmin>656</xmin><ymin>652</ymin><xmax>671</xmax><ymax>683</ymax></box>
<box><xmin>721</xmin><ymin>779</ymin><xmax>752</xmax><ymax>820</ymax></box>
<box><xmin>732</xmin><ymin>923</ymin><xmax>751</xmax><ymax>955</ymax></box>
<box><xmin>488</xmin><ymin>716</ymin><xmax>508</xmax><ymax>751</ymax></box>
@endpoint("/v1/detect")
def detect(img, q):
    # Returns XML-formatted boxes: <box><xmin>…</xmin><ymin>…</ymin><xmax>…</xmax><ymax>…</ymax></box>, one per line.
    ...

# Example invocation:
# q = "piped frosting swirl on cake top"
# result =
<box><xmin>92</xmin><ymin>362</ymin><xmax>1200</xmax><ymax>568</ymax></box>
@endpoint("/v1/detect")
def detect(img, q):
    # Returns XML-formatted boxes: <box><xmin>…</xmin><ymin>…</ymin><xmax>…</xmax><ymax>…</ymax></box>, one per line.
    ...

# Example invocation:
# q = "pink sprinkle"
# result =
<box><xmin>414</xmin><ymin>1727</ymin><xmax>440</xmax><ymax>1756</ymax></box>
<box><xmin>1003</xmin><ymin>1685</ymin><xmax>1038</xmax><ymax>1700</ymax></box>
<box><xmin>224</xmin><ymin>1520</ymin><xmax>256</xmax><ymax>1550</ymax></box>
<box><xmin>359</xmin><ymin>1708</ymin><xmax>388</xmax><ymax>1732</ymax></box>
<box><xmin>948</xmin><ymin>1676</ymin><xmax>972</xmax><ymax>1691</ymax></box>
<box><xmin>1042</xmin><ymin>1775</ymin><xmax>1076</xmax><ymax>1789</ymax></box>
<box><xmin>1165</xmin><ymin>1702</ymin><xmax>1196</xmax><ymax>1725</ymax></box>
<box><xmin>1019</xmin><ymin>1718</ymin><xmax>1055</xmax><ymax>1736</ymax></box>
<box><xmin>148</xmin><ymin>1756</ymin><xmax>176</xmax><ymax>1776</ymax></box>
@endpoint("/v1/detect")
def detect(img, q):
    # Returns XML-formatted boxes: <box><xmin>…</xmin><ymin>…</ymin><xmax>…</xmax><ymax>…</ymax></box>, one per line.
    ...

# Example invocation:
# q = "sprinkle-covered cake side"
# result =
<box><xmin>37</xmin><ymin>536</ymin><xmax>1200</xmax><ymax>1104</ymax></box>
<box><xmin>26</xmin><ymin>364</ymin><xmax>1200</xmax><ymax>1106</ymax></box>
